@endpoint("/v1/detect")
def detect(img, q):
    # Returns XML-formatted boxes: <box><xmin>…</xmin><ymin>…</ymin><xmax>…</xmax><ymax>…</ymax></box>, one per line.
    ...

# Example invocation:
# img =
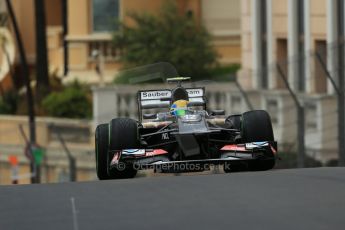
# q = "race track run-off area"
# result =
<box><xmin>0</xmin><ymin>167</ymin><xmax>345</xmax><ymax>230</ymax></box>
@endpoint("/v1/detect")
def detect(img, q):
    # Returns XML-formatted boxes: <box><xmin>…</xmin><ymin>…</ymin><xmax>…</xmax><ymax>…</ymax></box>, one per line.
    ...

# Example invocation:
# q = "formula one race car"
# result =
<box><xmin>95</xmin><ymin>64</ymin><xmax>277</xmax><ymax>180</ymax></box>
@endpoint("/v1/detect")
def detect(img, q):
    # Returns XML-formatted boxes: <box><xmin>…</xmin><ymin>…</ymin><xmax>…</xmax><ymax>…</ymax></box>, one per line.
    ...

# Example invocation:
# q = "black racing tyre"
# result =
<box><xmin>241</xmin><ymin>110</ymin><xmax>274</xmax><ymax>142</ymax></box>
<box><xmin>95</xmin><ymin>124</ymin><xmax>111</xmax><ymax>180</ymax></box>
<box><xmin>241</xmin><ymin>110</ymin><xmax>275</xmax><ymax>171</ymax></box>
<box><xmin>108</xmin><ymin>118</ymin><xmax>140</xmax><ymax>179</ymax></box>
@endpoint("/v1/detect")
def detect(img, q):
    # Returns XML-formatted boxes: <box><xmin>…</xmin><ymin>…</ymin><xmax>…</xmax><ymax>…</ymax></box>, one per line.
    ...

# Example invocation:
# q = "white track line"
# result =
<box><xmin>70</xmin><ymin>197</ymin><xmax>79</xmax><ymax>230</ymax></box>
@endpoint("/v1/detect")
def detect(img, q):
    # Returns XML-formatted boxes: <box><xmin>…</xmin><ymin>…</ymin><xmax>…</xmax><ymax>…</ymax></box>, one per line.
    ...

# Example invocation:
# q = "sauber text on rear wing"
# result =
<box><xmin>137</xmin><ymin>87</ymin><xmax>206</xmax><ymax>121</ymax></box>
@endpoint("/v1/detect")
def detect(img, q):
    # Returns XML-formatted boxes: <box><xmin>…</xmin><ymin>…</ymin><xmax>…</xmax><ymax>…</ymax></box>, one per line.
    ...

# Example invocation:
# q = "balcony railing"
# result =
<box><xmin>88</xmin><ymin>40</ymin><xmax>120</xmax><ymax>62</ymax></box>
<box><xmin>66</xmin><ymin>34</ymin><xmax>121</xmax><ymax>62</ymax></box>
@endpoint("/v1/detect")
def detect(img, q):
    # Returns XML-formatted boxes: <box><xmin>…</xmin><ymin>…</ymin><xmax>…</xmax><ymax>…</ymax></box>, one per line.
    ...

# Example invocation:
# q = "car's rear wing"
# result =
<box><xmin>137</xmin><ymin>87</ymin><xmax>206</xmax><ymax>121</ymax></box>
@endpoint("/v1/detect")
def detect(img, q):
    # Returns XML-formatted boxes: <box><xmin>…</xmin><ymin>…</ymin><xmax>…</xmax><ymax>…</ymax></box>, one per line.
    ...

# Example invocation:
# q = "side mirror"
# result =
<box><xmin>143</xmin><ymin>113</ymin><xmax>157</xmax><ymax>119</ymax></box>
<box><xmin>210</xmin><ymin>110</ymin><xmax>225</xmax><ymax>116</ymax></box>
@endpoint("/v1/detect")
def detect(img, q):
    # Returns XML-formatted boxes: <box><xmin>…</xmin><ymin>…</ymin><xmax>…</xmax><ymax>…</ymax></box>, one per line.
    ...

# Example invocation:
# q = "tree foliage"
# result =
<box><xmin>113</xmin><ymin>2</ymin><xmax>217</xmax><ymax>80</ymax></box>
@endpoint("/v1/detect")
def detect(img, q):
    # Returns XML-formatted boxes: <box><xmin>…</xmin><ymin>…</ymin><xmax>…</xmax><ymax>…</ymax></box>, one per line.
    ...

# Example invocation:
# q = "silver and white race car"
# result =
<box><xmin>95</xmin><ymin>64</ymin><xmax>277</xmax><ymax>179</ymax></box>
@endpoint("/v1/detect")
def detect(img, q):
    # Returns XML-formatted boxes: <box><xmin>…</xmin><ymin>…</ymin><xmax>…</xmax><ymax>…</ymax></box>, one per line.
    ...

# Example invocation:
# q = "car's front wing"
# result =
<box><xmin>108</xmin><ymin>141</ymin><xmax>277</xmax><ymax>171</ymax></box>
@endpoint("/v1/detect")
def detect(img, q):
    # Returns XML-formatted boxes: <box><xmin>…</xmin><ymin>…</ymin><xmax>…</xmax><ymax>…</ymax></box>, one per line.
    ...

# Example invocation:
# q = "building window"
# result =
<box><xmin>305</xmin><ymin>102</ymin><xmax>317</xmax><ymax>131</ymax></box>
<box><xmin>276</xmin><ymin>39</ymin><xmax>288</xmax><ymax>88</ymax></box>
<box><xmin>314</xmin><ymin>40</ymin><xmax>327</xmax><ymax>93</ymax></box>
<box><xmin>92</xmin><ymin>0</ymin><xmax>119</xmax><ymax>32</ymax></box>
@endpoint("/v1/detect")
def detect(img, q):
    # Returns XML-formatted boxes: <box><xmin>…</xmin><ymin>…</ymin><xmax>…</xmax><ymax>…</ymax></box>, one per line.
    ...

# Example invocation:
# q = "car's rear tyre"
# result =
<box><xmin>241</xmin><ymin>110</ymin><xmax>275</xmax><ymax>171</ymax></box>
<box><xmin>95</xmin><ymin>124</ymin><xmax>111</xmax><ymax>180</ymax></box>
<box><xmin>241</xmin><ymin>110</ymin><xmax>274</xmax><ymax>142</ymax></box>
<box><xmin>108</xmin><ymin>118</ymin><xmax>140</xmax><ymax>179</ymax></box>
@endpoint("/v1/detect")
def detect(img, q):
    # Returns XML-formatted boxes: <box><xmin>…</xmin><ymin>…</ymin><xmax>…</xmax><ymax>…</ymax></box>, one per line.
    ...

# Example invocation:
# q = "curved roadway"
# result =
<box><xmin>0</xmin><ymin>167</ymin><xmax>345</xmax><ymax>230</ymax></box>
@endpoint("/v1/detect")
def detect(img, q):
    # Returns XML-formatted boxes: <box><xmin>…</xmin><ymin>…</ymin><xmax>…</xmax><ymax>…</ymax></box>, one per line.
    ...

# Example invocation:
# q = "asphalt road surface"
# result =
<box><xmin>0</xmin><ymin>167</ymin><xmax>345</xmax><ymax>230</ymax></box>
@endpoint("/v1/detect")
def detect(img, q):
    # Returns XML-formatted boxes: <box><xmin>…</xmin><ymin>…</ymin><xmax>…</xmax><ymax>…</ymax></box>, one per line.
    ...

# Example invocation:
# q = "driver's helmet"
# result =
<box><xmin>170</xmin><ymin>100</ymin><xmax>189</xmax><ymax>116</ymax></box>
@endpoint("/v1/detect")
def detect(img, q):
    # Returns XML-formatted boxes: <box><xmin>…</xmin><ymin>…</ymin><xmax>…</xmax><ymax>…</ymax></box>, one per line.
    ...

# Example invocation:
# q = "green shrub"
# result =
<box><xmin>42</xmin><ymin>81</ymin><xmax>91</xmax><ymax>119</ymax></box>
<box><xmin>0</xmin><ymin>90</ymin><xmax>18</xmax><ymax>114</ymax></box>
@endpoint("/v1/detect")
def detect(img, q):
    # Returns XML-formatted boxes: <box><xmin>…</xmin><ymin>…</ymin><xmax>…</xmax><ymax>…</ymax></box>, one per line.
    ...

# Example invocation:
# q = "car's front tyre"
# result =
<box><xmin>242</xmin><ymin>110</ymin><xmax>275</xmax><ymax>171</ymax></box>
<box><xmin>108</xmin><ymin>118</ymin><xmax>140</xmax><ymax>179</ymax></box>
<box><xmin>95</xmin><ymin>123</ymin><xmax>111</xmax><ymax>180</ymax></box>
